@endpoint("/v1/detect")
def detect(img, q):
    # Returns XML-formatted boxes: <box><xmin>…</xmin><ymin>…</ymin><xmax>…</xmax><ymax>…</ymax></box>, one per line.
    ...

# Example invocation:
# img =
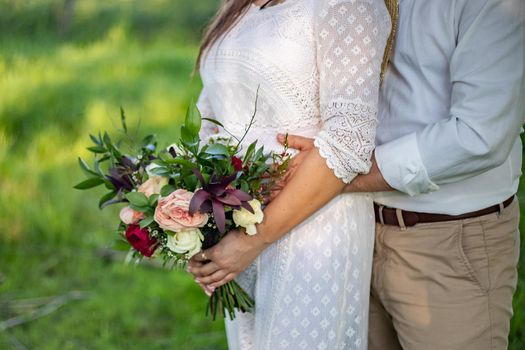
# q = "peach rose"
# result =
<box><xmin>154</xmin><ymin>189</ymin><xmax>209</xmax><ymax>232</ymax></box>
<box><xmin>138</xmin><ymin>176</ymin><xmax>169</xmax><ymax>198</ymax></box>
<box><xmin>119</xmin><ymin>206</ymin><xmax>144</xmax><ymax>225</ymax></box>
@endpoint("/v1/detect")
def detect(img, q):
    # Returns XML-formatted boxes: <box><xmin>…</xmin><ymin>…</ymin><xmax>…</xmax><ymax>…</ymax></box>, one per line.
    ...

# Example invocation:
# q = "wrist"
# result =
<box><xmin>253</xmin><ymin>223</ymin><xmax>273</xmax><ymax>248</ymax></box>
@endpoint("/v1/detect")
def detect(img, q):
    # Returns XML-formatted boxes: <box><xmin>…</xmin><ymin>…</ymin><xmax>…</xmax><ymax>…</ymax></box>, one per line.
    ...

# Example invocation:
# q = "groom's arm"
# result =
<box><xmin>375</xmin><ymin>0</ymin><xmax>525</xmax><ymax>196</ymax></box>
<box><xmin>278</xmin><ymin>134</ymin><xmax>393</xmax><ymax>193</ymax></box>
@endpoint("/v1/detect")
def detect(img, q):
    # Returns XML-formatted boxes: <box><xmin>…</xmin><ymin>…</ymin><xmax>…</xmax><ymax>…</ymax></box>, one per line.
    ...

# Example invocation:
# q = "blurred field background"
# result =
<box><xmin>0</xmin><ymin>1</ymin><xmax>523</xmax><ymax>349</ymax></box>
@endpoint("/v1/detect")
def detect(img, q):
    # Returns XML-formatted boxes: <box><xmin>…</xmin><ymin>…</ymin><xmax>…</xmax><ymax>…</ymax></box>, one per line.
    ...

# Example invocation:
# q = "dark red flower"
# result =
<box><xmin>125</xmin><ymin>224</ymin><xmax>158</xmax><ymax>257</ymax></box>
<box><xmin>231</xmin><ymin>156</ymin><xmax>243</xmax><ymax>171</ymax></box>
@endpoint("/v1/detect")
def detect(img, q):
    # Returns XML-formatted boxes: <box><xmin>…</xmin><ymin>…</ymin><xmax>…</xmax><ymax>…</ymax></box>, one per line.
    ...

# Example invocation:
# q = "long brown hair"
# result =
<box><xmin>195</xmin><ymin>0</ymin><xmax>254</xmax><ymax>71</ymax></box>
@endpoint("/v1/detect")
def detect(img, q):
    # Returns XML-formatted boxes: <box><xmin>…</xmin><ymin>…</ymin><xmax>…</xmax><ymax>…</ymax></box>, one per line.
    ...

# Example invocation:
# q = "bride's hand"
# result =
<box><xmin>268</xmin><ymin>134</ymin><xmax>315</xmax><ymax>201</ymax></box>
<box><xmin>187</xmin><ymin>229</ymin><xmax>269</xmax><ymax>288</ymax></box>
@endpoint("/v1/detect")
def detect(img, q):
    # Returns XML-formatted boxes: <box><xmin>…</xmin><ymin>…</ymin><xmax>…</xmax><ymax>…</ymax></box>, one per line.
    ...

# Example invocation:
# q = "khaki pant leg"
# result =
<box><xmin>375</xmin><ymin>200</ymin><xmax>520</xmax><ymax>350</ymax></box>
<box><xmin>369</xmin><ymin>224</ymin><xmax>403</xmax><ymax>350</ymax></box>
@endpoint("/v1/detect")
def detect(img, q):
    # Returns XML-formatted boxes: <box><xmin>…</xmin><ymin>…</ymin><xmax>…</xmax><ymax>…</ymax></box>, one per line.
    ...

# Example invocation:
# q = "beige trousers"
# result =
<box><xmin>369</xmin><ymin>198</ymin><xmax>521</xmax><ymax>350</ymax></box>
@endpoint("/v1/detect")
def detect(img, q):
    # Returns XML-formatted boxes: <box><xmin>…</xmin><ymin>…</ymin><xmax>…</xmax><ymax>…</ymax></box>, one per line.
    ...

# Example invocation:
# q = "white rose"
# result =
<box><xmin>166</xmin><ymin>229</ymin><xmax>204</xmax><ymax>258</ymax></box>
<box><xmin>145</xmin><ymin>163</ymin><xmax>161</xmax><ymax>177</ymax></box>
<box><xmin>167</xmin><ymin>143</ymin><xmax>187</xmax><ymax>157</ymax></box>
<box><xmin>232</xmin><ymin>199</ymin><xmax>264</xmax><ymax>235</ymax></box>
<box><xmin>138</xmin><ymin>176</ymin><xmax>169</xmax><ymax>198</ymax></box>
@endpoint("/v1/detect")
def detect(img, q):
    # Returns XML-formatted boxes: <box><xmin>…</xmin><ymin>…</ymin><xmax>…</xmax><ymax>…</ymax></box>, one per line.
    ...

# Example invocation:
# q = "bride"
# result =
<box><xmin>189</xmin><ymin>0</ymin><xmax>392</xmax><ymax>348</ymax></box>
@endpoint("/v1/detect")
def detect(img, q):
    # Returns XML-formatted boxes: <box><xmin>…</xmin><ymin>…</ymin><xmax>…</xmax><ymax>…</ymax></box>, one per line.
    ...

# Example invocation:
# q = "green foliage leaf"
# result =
<box><xmin>120</xmin><ymin>107</ymin><xmax>128</xmax><ymax>134</ymax></box>
<box><xmin>243</xmin><ymin>141</ymin><xmax>257</xmax><ymax>166</ymax></box>
<box><xmin>148</xmin><ymin>194</ymin><xmax>160</xmax><ymax>206</ymax></box>
<box><xmin>180</xmin><ymin>125</ymin><xmax>198</xmax><ymax>147</ymax></box>
<box><xmin>185</xmin><ymin>100</ymin><xmax>202</xmax><ymax>135</ymax></box>
<box><xmin>89</xmin><ymin>134</ymin><xmax>102</xmax><ymax>146</ymax></box>
<box><xmin>98</xmin><ymin>191</ymin><xmax>117</xmax><ymax>209</ymax></box>
<box><xmin>78</xmin><ymin>157</ymin><xmax>100</xmax><ymax>177</ymax></box>
<box><xmin>161</xmin><ymin>184</ymin><xmax>177</xmax><ymax>197</ymax></box>
<box><xmin>87</xmin><ymin>146</ymin><xmax>107</xmax><ymax>154</ymax></box>
<box><xmin>125</xmin><ymin>192</ymin><xmax>150</xmax><ymax>207</ymax></box>
<box><xmin>74</xmin><ymin>177</ymin><xmax>105</xmax><ymax>190</ymax></box>
<box><xmin>205</xmin><ymin>143</ymin><xmax>229</xmax><ymax>156</ymax></box>
<box><xmin>129</xmin><ymin>204</ymin><xmax>151</xmax><ymax>213</ymax></box>
<box><xmin>103</xmin><ymin>132</ymin><xmax>112</xmax><ymax>147</ymax></box>
<box><xmin>139</xmin><ymin>216</ymin><xmax>155</xmax><ymax>229</ymax></box>
<box><xmin>202</xmin><ymin>117</ymin><xmax>224</xmax><ymax>128</ymax></box>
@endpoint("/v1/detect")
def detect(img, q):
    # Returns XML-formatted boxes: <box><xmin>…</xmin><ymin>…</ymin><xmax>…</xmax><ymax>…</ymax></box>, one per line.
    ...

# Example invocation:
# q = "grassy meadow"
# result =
<box><xmin>0</xmin><ymin>1</ymin><xmax>523</xmax><ymax>349</ymax></box>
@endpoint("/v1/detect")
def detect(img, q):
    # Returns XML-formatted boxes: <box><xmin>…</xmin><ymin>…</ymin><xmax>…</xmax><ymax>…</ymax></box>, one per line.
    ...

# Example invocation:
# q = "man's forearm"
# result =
<box><xmin>343</xmin><ymin>153</ymin><xmax>394</xmax><ymax>193</ymax></box>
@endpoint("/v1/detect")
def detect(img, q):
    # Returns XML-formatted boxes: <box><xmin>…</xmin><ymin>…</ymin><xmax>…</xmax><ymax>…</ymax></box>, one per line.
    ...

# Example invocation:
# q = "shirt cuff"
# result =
<box><xmin>375</xmin><ymin>133</ymin><xmax>439</xmax><ymax>196</ymax></box>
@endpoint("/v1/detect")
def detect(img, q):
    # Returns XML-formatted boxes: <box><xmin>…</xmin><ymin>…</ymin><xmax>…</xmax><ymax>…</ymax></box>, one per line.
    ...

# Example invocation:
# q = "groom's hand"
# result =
<box><xmin>270</xmin><ymin>134</ymin><xmax>315</xmax><ymax>201</ymax></box>
<box><xmin>188</xmin><ymin>229</ymin><xmax>268</xmax><ymax>288</ymax></box>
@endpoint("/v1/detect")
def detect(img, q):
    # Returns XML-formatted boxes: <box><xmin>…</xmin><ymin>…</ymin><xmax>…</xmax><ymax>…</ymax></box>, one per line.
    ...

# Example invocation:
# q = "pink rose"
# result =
<box><xmin>154</xmin><ymin>189</ymin><xmax>209</xmax><ymax>232</ymax></box>
<box><xmin>138</xmin><ymin>176</ymin><xmax>169</xmax><ymax>198</ymax></box>
<box><xmin>119</xmin><ymin>206</ymin><xmax>144</xmax><ymax>225</ymax></box>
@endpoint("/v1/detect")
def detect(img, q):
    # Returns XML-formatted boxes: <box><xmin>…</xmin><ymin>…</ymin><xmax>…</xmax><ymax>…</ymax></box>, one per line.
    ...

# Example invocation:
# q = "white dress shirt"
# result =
<box><xmin>374</xmin><ymin>0</ymin><xmax>525</xmax><ymax>215</ymax></box>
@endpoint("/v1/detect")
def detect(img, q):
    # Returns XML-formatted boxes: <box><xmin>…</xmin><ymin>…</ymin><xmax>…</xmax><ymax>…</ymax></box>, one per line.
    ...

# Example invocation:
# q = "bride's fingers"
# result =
<box><xmin>209</xmin><ymin>273</ymin><xmax>237</xmax><ymax>289</ymax></box>
<box><xmin>197</xmin><ymin>282</ymin><xmax>215</xmax><ymax>297</ymax></box>
<box><xmin>190</xmin><ymin>261</ymin><xmax>221</xmax><ymax>278</ymax></box>
<box><xmin>277</xmin><ymin>133</ymin><xmax>314</xmax><ymax>151</ymax></box>
<box><xmin>196</xmin><ymin>269</ymin><xmax>228</xmax><ymax>285</ymax></box>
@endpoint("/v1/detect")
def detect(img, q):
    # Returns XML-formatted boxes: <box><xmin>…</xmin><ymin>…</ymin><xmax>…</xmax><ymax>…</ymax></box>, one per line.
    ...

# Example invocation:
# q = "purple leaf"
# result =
<box><xmin>192</xmin><ymin>168</ymin><xmax>206</xmax><ymax>187</ymax></box>
<box><xmin>241</xmin><ymin>201</ymin><xmax>254</xmax><ymax>214</ymax></box>
<box><xmin>212</xmin><ymin>200</ymin><xmax>226</xmax><ymax>233</ymax></box>
<box><xmin>217</xmin><ymin>193</ymin><xmax>242</xmax><ymax>207</ymax></box>
<box><xmin>230</xmin><ymin>189</ymin><xmax>252</xmax><ymax>202</ymax></box>
<box><xmin>220</xmin><ymin>173</ymin><xmax>238</xmax><ymax>187</ymax></box>
<box><xmin>207</xmin><ymin>183</ymin><xmax>227</xmax><ymax>197</ymax></box>
<box><xmin>189</xmin><ymin>189</ymin><xmax>211</xmax><ymax>215</ymax></box>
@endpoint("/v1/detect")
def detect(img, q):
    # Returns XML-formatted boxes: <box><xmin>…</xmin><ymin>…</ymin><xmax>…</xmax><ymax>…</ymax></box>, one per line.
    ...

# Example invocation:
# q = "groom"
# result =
<box><xmin>190</xmin><ymin>0</ymin><xmax>525</xmax><ymax>348</ymax></box>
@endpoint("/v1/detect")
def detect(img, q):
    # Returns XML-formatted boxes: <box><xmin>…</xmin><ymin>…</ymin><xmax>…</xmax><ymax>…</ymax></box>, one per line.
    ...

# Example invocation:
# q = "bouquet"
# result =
<box><xmin>75</xmin><ymin>100</ymin><xmax>290</xmax><ymax>320</ymax></box>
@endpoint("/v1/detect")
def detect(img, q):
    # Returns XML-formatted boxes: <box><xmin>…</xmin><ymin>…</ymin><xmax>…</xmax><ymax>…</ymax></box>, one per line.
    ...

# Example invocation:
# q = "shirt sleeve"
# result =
<box><xmin>313</xmin><ymin>0</ymin><xmax>391</xmax><ymax>184</ymax></box>
<box><xmin>376</xmin><ymin>0</ymin><xmax>525</xmax><ymax>196</ymax></box>
<box><xmin>196</xmin><ymin>87</ymin><xmax>219</xmax><ymax>140</ymax></box>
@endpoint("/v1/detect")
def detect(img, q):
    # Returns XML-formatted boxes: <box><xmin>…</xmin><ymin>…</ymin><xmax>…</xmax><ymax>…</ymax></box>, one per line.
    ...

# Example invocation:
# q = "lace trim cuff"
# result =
<box><xmin>314</xmin><ymin>133</ymin><xmax>364</xmax><ymax>184</ymax></box>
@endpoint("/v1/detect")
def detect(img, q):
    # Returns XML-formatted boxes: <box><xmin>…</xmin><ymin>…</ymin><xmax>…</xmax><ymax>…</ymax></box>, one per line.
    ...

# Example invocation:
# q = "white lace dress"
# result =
<box><xmin>197</xmin><ymin>0</ymin><xmax>390</xmax><ymax>349</ymax></box>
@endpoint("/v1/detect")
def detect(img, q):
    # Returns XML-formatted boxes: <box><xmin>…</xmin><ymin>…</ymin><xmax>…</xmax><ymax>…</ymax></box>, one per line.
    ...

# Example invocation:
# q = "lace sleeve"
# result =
<box><xmin>196</xmin><ymin>88</ymin><xmax>218</xmax><ymax>140</ymax></box>
<box><xmin>313</xmin><ymin>0</ymin><xmax>391</xmax><ymax>184</ymax></box>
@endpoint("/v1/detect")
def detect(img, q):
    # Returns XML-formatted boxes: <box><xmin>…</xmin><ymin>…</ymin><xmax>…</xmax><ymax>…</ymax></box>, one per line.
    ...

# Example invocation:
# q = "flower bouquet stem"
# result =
<box><xmin>207</xmin><ymin>280</ymin><xmax>255</xmax><ymax>320</ymax></box>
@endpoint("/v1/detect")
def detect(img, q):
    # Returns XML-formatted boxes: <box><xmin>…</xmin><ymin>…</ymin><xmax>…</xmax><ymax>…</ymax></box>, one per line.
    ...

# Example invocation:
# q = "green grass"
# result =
<box><xmin>0</xmin><ymin>1</ymin><xmax>523</xmax><ymax>349</ymax></box>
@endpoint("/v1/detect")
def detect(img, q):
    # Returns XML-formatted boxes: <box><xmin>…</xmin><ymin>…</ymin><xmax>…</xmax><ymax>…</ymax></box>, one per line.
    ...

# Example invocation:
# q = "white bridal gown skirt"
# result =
<box><xmin>225</xmin><ymin>193</ymin><xmax>375</xmax><ymax>350</ymax></box>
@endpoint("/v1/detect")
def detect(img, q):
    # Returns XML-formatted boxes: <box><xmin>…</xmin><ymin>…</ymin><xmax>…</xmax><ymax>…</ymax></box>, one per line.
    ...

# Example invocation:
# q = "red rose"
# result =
<box><xmin>125</xmin><ymin>224</ymin><xmax>158</xmax><ymax>257</ymax></box>
<box><xmin>231</xmin><ymin>156</ymin><xmax>243</xmax><ymax>171</ymax></box>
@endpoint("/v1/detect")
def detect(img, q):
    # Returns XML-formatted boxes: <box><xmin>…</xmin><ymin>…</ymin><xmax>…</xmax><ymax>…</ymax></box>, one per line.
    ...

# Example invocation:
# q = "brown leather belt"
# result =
<box><xmin>374</xmin><ymin>196</ymin><xmax>515</xmax><ymax>227</ymax></box>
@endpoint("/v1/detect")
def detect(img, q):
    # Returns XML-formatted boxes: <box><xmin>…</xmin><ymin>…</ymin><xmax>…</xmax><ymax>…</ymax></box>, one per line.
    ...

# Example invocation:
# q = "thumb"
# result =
<box><xmin>277</xmin><ymin>133</ymin><xmax>314</xmax><ymax>151</ymax></box>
